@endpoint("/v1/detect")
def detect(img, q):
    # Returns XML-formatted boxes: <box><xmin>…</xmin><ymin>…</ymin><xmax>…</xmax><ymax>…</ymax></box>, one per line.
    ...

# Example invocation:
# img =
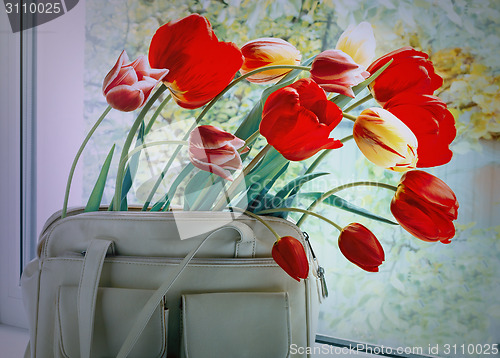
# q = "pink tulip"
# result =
<box><xmin>102</xmin><ymin>50</ymin><xmax>169</xmax><ymax>112</ymax></box>
<box><xmin>310</xmin><ymin>49</ymin><xmax>369</xmax><ymax>97</ymax></box>
<box><xmin>188</xmin><ymin>125</ymin><xmax>248</xmax><ymax>181</ymax></box>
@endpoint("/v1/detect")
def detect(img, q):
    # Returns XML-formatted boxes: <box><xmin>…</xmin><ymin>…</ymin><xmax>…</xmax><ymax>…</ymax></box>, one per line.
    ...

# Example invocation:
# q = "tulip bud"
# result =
<box><xmin>102</xmin><ymin>50</ymin><xmax>169</xmax><ymax>112</ymax></box>
<box><xmin>353</xmin><ymin>108</ymin><xmax>418</xmax><ymax>172</ymax></box>
<box><xmin>338</xmin><ymin>223</ymin><xmax>385</xmax><ymax>272</ymax></box>
<box><xmin>272</xmin><ymin>236</ymin><xmax>309</xmax><ymax>281</ymax></box>
<box><xmin>336</xmin><ymin>22</ymin><xmax>376</xmax><ymax>69</ymax></box>
<box><xmin>240</xmin><ymin>38</ymin><xmax>301</xmax><ymax>84</ymax></box>
<box><xmin>310</xmin><ymin>50</ymin><xmax>369</xmax><ymax>98</ymax></box>
<box><xmin>188</xmin><ymin>125</ymin><xmax>248</xmax><ymax>181</ymax></box>
<box><xmin>391</xmin><ymin>170</ymin><xmax>459</xmax><ymax>244</ymax></box>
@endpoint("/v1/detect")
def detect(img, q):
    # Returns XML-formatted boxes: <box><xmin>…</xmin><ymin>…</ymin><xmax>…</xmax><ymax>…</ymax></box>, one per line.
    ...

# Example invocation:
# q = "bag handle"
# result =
<box><xmin>77</xmin><ymin>222</ymin><xmax>255</xmax><ymax>358</ymax></box>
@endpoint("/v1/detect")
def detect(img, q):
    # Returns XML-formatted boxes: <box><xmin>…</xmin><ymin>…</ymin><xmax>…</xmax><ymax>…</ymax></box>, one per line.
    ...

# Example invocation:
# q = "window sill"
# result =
<box><xmin>0</xmin><ymin>324</ymin><xmax>28</xmax><ymax>358</ymax></box>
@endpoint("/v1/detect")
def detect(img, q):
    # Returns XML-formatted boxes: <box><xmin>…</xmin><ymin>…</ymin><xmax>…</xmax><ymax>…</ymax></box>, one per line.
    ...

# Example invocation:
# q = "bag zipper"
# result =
<box><xmin>303</xmin><ymin>232</ymin><xmax>328</xmax><ymax>299</ymax></box>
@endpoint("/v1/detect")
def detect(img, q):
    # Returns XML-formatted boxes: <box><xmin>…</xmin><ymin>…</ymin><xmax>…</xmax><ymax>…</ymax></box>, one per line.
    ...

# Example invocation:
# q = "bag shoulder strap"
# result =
<box><xmin>116</xmin><ymin>223</ymin><xmax>250</xmax><ymax>357</ymax></box>
<box><xmin>78</xmin><ymin>239</ymin><xmax>113</xmax><ymax>358</ymax></box>
<box><xmin>77</xmin><ymin>222</ymin><xmax>254</xmax><ymax>358</ymax></box>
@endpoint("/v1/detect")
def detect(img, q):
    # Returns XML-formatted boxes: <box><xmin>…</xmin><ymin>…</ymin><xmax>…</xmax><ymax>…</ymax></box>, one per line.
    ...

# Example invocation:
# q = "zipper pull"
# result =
<box><xmin>317</xmin><ymin>265</ymin><xmax>329</xmax><ymax>298</ymax></box>
<box><xmin>303</xmin><ymin>232</ymin><xmax>328</xmax><ymax>299</ymax></box>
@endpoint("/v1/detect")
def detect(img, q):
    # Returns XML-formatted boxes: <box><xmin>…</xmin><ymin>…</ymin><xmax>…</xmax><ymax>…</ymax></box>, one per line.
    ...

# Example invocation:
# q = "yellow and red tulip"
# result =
<box><xmin>240</xmin><ymin>38</ymin><xmax>301</xmax><ymax>84</ymax></box>
<box><xmin>353</xmin><ymin>107</ymin><xmax>418</xmax><ymax>172</ymax></box>
<box><xmin>148</xmin><ymin>14</ymin><xmax>243</xmax><ymax>109</ymax></box>
<box><xmin>338</xmin><ymin>223</ymin><xmax>385</xmax><ymax>272</ymax></box>
<box><xmin>260</xmin><ymin>78</ymin><xmax>343</xmax><ymax>161</ymax></box>
<box><xmin>272</xmin><ymin>236</ymin><xmax>309</xmax><ymax>281</ymax></box>
<box><xmin>335</xmin><ymin>22</ymin><xmax>376</xmax><ymax>69</ymax></box>
<box><xmin>188</xmin><ymin>125</ymin><xmax>248</xmax><ymax>181</ymax></box>
<box><xmin>391</xmin><ymin>170</ymin><xmax>459</xmax><ymax>244</ymax></box>
<box><xmin>102</xmin><ymin>50</ymin><xmax>169</xmax><ymax>112</ymax></box>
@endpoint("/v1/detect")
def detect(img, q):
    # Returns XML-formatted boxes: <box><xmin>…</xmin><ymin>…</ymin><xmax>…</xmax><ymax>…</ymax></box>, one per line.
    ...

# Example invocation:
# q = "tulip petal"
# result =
<box><xmin>399</xmin><ymin>170</ymin><xmax>458</xmax><ymax>219</ymax></box>
<box><xmin>367</xmin><ymin>47</ymin><xmax>443</xmax><ymax>106</ymax></box>
<box><xmin>338</xmin><ymin>223</ymin><xmax>384</xmax><ymax>272</ymax></box>
<box><xmin>385</xmin><ymin>94</ymin><xmax>456</xmax><ymax>167</ymax></box>
<box><xmin>105</xmin><ymin>85</ymin><xmax>145</xmax><ymax>112</ymax></box>
<box><xmin>272</xmin><ymin>236</ymin><xmax>309</xmax><ymax>281</ymax></box>
<box><xmin>149</xmin><ymin>14</ymin><xmax>243</xmax><ymax>109</ymax></box>
<box><xmin>240</xmin><ymin>37</ymin><xmax>302</xmax><ymax>84</ymax></box>
<box><xmin>102</xmin><ymin>50</ymin><xmax>129</xmax><ymax>94</ymax></box>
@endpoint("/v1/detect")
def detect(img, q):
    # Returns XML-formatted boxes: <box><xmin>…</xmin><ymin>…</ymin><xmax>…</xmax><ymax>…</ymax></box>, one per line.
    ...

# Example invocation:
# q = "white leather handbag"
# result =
<box><xmin>21</xmin><ymin>208</ymin><xmax>324</xmax><ymax>358</ymax></box>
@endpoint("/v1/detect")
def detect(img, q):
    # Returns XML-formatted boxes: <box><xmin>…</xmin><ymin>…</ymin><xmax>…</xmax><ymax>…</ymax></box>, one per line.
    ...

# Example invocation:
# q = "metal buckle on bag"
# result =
<box><xmin>303</xmin><ymin>232</ymin><xmax>328</xmax><ymax>299</ymax></box>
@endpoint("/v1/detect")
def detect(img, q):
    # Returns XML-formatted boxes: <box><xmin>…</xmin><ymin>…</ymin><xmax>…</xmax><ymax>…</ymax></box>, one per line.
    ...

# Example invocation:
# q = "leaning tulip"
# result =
<box><xmin>260</xmin><ymin>78</ymin><xmax>343</xmax><ymax>161</ymax></box>
<box><xmin>338</xmin><ymin>223</ymin><xmax>385</xmax><ymax>272</ymax></box>
<box><xmin>240</xmin><ymin>38</ymin><xmax>301</xmax><ymax>84</ymax></box>
<box><xmin>353</xmin><ymin>108</ymin><xmax>418</xmax><ymax>172</ymax></box>
<box><xmin>148</xmin><ymin>14</ymin><xmax>243</xmax><ymax>109</ymax></box>
<box><xmin>391</xmin><ymin>170</ymin><xmax>459</xmax><ymax>244</ymax></box>
<box><xmin>310</xmin><ymin>50</ymin><xmax>369</xmax><ymax>97</ymax></box>
<box><xmin>367</xmin><ymin>47</ymin><xmax>443</xmax><ymax>106</ymax></box>
<box><xmin>188</xmin><ymin>125</ymin><xmax>247</xmax><ymax>181</ymax></box>
<box><xmin>335</xmin><ymin>22</ymin><xmax>376</xmax><ymax>69</ymax></box>
<box><xmin>102</xmin><ymin>50</ymin><xmax>169</xmax><ymax>112</ymax></box>
<box><xmin>272</xmin><ymin>236</ymin><xmax>309</xmax><ymax>281</ymax></box>
<box><xmin>385</xmin><ymin>94</ymin><xmax>457</xmax><ymax>168</ymax></box>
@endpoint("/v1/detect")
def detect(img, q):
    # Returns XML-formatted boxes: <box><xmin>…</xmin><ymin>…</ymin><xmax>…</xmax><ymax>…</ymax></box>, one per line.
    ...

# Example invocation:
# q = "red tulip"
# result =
<box><xmin>385</xmin><ymin>94</ymin><xmax>457</xmax><ymax>167</ymax></box>
<box><xmin>367</xmin><ymin>47</ymin><xmax>443</xmax><ymax>106</ymax></box>
<box><xmin>391</xmin><ymin>170</ymin><xmax>459</xmax><ymax>244</ymax></box>
<box><xmin>102</xmin><ymin>50</ymin><xmax>169</xmax><ymax>112</ymax></box>
<box><xmin>272</xmin><ymin>236</ymin><xmax>309</xmax><ymax>281</ymax></box>
<box><xmin>310</xmin><ymin>49</ymin><xmax>369</xmax><ymax>97</ymax></box>
<box><xmin>240</xmin><ymin>37</ymin><xmax>301</xmax><ymax>84</ymax></box>
<box><xmin>338</xmin><ymin>223</ymin><xmax>385</xmax><ymax>272</ymax></box>
<box><xmin>260</xmin><ymin>78</ymin><xmax>343</xmax><ymax>161</ymax></box>
<box><xmin>148</xmin><ymin>14</ymin><xmax>244</xmax><ymax>109</ymax></box>
<box><xmin>188</xmin><ymin>125</ymin><xmax>247</xmax><ymax>181</ymax></box>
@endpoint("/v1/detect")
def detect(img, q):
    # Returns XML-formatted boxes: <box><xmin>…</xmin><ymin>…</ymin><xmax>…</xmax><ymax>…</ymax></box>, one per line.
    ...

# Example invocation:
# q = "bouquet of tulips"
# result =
<box><xmin>61</xmin><ymin>14</ymin><xmax>459</xmax><ymax>281</ymax></box>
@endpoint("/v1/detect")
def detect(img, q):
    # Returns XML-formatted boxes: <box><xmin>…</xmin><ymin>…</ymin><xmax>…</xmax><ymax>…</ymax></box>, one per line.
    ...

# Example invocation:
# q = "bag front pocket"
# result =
<box><xmin>55</xmin><ymin>286</ymin><xmax>168</xmax><ymax>358</ymax></box>
<box><xmin>181</xmin><ymin>292</ymin><xmax>291</xmax><ymax>358</ymax></box>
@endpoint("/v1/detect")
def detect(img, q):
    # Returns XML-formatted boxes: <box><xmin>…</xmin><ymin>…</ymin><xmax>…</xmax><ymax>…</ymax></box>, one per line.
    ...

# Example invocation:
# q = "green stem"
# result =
<box><xmin>141</xmin><ymin>64</ymin><xmax>311</xmax><ymax>210</ymax></box>
<box><xmin>342</xmin><ymin>112</ymin><xmax>357</xmax><ymax>122</ymax></box>
<box><xmin>230</xmin><ymin>207</ymin><xmax>281</xmax><ymax>240</ymax></box>
<box><xmin>212</xmin><ymin>144</ymin><xmax>272</xmax><ymax>211</ymax></box>
<box><xmin>62</xmin><ymin>105</ymin><xmax>112</xmax><ymax>218</ymax></box>
<box><xmin>119</xmin><ymin>140</ymin><xmax>187</xmax><ymax>168</ymax></box>
<box><xmin>257</xmin><ymin>208</ymin><xmax>343</xmax><ymax>232</ymax></box>
<box><xmin>145</xmin><ymin>94</ymin><xmax>172</xmax><ymax>134</ymax></box>
<box><xmin>304</xmin><ymin>135</ymin><xmax>354</xmax><ymax>174</ymax></box>
<box><xmin>243</xmin><ymin>130</ymin><xmax>260</xmax><ymax>148</ymax></box>
<box><xmin>343</xmin><ymin>92</ymin><xmax>373</xmax><ymax>113</ymax></box>
<box><xmin>296</xmin><ymin>181</ymin><xmax>398</xmax><ymax>227</ymax></box>
<box><xmin>113</xmin><ymin>84</ymin><xmax>167</xmax><ymax>210</ymax></box>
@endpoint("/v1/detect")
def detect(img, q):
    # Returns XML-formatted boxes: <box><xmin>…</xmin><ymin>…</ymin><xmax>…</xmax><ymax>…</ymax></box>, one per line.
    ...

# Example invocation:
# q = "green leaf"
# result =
<box><xmin>183</xmin><ymin>170</ymin><xmax>212</xmax><ymax>210</ymax></box>
<box><xmin>275</xmin><ymin>172</ymin><xmax>330</xmax><ymax>200</ymax></box>
<box><xmin>248</xmin><ymin>162</ymin><xmax>289</xmax><ymax>211</ymax></box>
<box><xmin>300</xmin><ymin>192</ymin><xmax>398</xmax><ymax>225</ymax></box>
<box><xmin>121</xmin><ymin>121</ymin><xmax>145</xmax><ymax>202</ymax></box>
<box><xmin>332</xmin><ymin>59</ymin><xmax>393</xmax><ymax>109</ymax></box>
<box><xmin>84</xmin><ymin>144</ymin><xmax>115</xmax><ymax>212</ymax></box>
<box><xmin>234</xmin><ymin>103</ymin><xmax>263</xmax><ymax>142</ymax></box>
<box><xmin>252</xmin><ymin>193</ymin><xmax>298</xmax><ymax>218</ymax></box>
<box><xmin>150</xmin><ymin>163</ymin><xmax>194</xmax><ymax>211</ymax></box>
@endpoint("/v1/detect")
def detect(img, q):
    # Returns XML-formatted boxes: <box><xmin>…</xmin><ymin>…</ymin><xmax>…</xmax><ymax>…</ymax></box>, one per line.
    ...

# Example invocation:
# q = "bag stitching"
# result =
<box><xmin>41</xmin><ymin>214</ymin><xmax>304</xmax><ymax>258</ymax></box>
